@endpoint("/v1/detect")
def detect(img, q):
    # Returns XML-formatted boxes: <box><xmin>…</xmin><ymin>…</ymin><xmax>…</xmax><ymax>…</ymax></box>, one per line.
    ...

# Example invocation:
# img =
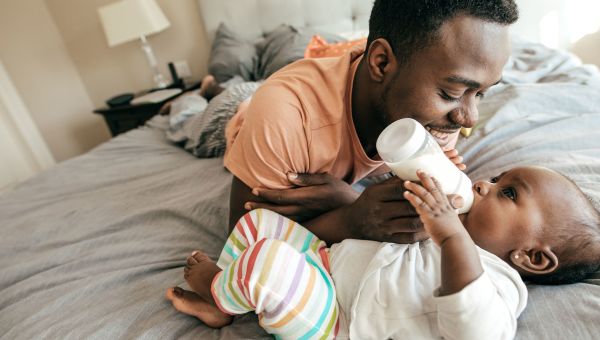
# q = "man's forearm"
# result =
<box><xmin>439</xmin><ymin>232</ymin><xmax>484</xmax><ymax>295</ymax></box>
<box><xmin>303</xmin><ymin>205</ymin><xmax>356</xmax><ymax>245</ymax></box>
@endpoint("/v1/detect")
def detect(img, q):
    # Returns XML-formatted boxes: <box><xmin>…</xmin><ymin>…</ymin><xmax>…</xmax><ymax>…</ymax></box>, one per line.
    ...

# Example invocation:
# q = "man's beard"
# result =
<box><xmin>377</xmin><ymin>75</ymin><xmax>397</xmax><ymax>127</ymax></box>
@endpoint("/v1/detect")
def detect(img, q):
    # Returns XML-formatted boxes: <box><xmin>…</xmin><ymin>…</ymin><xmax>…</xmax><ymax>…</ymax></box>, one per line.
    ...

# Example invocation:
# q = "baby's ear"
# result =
<box><xmin>509</xmin><ymin>247</ymin><xmax>558</xmax><ymax>275</ymax></box>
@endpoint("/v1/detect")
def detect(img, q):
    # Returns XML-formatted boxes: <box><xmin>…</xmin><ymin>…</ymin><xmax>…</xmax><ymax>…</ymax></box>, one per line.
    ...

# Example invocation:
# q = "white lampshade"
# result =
<box><xmin>98</xmin><ymin>0</ymin><xmax>170</xmax><ymax>47</ymax></box>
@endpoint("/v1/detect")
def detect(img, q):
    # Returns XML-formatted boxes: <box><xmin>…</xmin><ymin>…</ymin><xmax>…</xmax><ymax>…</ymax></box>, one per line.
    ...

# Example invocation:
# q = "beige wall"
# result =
<box><xmin>0</xmin><ymin>0</ymin><xmax>111</xmax><ymax>161</ymax></box>
<box><xmin>0</xmin><ymin>0</ymin><xmax>210</xmax><ymax>162</ymax></box>
<box><xmin>45</xmin><ymin>0</ymin><xmax>211</xmax><ymax>108</ymax></box>
<box><xmin>572</xmin><ymin>30</ymin><xmax>600</xmax><ymax>68</ymax></box>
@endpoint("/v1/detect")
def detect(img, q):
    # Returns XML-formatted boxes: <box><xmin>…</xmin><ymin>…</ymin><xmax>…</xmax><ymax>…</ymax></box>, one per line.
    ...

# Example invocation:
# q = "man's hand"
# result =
<box><xmin>339</xmin><ymin>175</ymin><xmax>466</xmax><ymax>244</ymax></box>
<box><xmin>338</xmin><ymin>176</ymin><xmax>428</xmax><ymax>243</ymax></box>
<box><xmin>444</xmin><ymin>148</ymin><xmax>466</xmax><ymax>171</ymax></box>
<box><xmin>438</xmin><ymin>130</ymin><xmax>465</xmax><ymax>170</ymax></box>
<box><xmin>245</xmin><ymin>173</ymin><xmax>359</xmax><ymax>222</ymax></box>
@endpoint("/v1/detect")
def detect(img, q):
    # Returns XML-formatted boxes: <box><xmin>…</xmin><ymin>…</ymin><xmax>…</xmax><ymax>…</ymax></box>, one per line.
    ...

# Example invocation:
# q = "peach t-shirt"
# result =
<box><xmin>224</xmin><ymin>48</ymin><xmax>387</xmax><ymax>190</ymax></box>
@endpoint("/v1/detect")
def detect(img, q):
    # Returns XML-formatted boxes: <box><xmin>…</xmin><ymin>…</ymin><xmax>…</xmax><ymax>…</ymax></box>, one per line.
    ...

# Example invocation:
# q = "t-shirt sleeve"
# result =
<box><xmin>432</xmin><ymin>253</ymin><xmax>528</xmax><ymax>340</ymax></box>
<box><xmin>224</xmin><ymin>83</ymin><xmax>310</xmax><ymax>190</ymax></box>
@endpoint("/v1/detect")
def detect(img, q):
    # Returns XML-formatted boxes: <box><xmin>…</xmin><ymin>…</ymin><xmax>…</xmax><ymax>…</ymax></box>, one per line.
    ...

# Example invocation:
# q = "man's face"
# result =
<box><xmin>378</xmin><ymin>15</ymin><xmax>511</xmax><ymax>149</ymax></box>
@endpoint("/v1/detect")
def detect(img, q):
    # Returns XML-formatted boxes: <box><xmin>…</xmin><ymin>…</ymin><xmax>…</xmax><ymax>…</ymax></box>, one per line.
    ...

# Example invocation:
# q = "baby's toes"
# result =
<box><xmin>191</xmin><ymin>251</ymin><xmax>212</xmax><ymax>263</ymax></box>
<box><xmin>186</xmin><ymin>250</ymin><xmax>212</xmax><ymax>267</ymax></box>
<box><xmin>186</xmin><ymin>251</ymin><xmax>199</xmax><ymax>266</ymax></box>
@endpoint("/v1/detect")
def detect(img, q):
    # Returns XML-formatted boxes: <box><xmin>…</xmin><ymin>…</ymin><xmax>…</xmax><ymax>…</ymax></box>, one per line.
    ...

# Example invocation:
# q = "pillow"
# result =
<box><xmin>208</xmin><ymin>23</ymin><xmax>257</xmax><ymax>83</ymax></box>
<box><xmin>254</xmin><ymin>25</ymin><xmax>344</xmax><ymax>79</ymax></box>
<box><xmin>304</xmin><ymin>35</ymin><xmax>368</xmax><ymax>59</ymax></box>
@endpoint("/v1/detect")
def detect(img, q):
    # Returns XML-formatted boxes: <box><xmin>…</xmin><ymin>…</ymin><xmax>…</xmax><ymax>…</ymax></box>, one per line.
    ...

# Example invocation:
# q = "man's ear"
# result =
<box><xmin>509</xmin><ymin>247</ymin><xmax>559</xmax><ymax>275</ymax></box>
<box><xmin>366</xmin><ymin>38</ymin><xmax>397</xmax><ymax>83</ymax></box>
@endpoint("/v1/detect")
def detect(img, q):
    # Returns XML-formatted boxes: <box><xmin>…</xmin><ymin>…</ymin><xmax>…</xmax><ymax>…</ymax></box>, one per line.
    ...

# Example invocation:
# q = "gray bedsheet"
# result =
<box><xmin>1</xmin><ymin>46</ymin><xmax>600</xmax><ymax>339</ymax></box>
<box><xmin>0</xmin><ymin>119</ymin><xmax>268</xmax><ymax>339</ymax></box>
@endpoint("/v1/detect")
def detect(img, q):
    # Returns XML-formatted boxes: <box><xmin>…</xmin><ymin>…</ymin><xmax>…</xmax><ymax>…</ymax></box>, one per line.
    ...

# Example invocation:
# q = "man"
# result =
<box><xmin>168</xmin><ymin>0</ymin><xmax>519</xmax><ymax>321</ymax></box>
<box><xmin>225</xmin><ymin>0</ymin><xmax>518</xmax><ymax>245</ymax></box>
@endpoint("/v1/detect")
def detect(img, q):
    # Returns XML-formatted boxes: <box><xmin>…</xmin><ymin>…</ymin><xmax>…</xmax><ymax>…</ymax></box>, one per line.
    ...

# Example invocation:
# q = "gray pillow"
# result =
<box><xmin>208</xmin><ymin>23</ymin><xmax>257</xmax><ymax>83</ymax></box>
<box><xmin>254</xmin><ymin>25</ymin><xmax>344</xmax><ymax>79</ymax></box>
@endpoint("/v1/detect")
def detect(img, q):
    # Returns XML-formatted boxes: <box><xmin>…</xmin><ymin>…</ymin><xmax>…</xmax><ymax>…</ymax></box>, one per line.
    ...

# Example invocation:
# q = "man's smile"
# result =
<box><xmin>425</xmin><ymin>126</ymin><xmax>459</xmax><ymax>146</ymax></box>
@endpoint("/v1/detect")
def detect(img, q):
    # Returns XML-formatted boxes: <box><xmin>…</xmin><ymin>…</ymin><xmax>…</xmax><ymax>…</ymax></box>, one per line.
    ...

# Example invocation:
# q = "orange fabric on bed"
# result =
<box><xmin>304</xmin><ymin>35</ymin><xmax>368</xmax><ymax>59</ymax></box>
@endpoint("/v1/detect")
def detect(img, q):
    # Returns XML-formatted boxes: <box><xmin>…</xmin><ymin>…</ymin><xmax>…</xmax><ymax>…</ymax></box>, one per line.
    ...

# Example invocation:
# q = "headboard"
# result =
<box><xmin>197</xmin><ymin>0</ymin><xmax>374</xmax><ymax>43</ymax></box>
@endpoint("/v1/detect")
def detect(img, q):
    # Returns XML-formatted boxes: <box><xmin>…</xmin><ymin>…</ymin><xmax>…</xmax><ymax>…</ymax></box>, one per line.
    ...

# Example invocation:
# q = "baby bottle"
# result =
<box><xmin>376</xmin><ymin>118</ymin><xmax>474</xmax><ymax>214</ymax></box>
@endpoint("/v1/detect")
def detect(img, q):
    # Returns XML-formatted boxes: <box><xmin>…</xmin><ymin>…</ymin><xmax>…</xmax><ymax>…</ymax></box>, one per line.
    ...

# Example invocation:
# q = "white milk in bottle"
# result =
<box><xmin>376</xmin><ymin>118</ymin><xmax>474</xmax><ymax>214</ymax></box>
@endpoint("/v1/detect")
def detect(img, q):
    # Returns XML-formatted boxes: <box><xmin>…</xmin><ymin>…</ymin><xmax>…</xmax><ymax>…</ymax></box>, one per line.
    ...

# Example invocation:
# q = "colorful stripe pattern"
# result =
<box><xmin>212</xmin><ymin>209</ymin><xmax>339</xmax><ymax>339</ymax></box>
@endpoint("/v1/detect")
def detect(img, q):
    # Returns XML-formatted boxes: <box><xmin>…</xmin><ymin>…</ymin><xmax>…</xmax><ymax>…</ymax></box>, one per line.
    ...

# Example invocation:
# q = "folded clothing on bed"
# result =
<box><xmin>167</xmin><ymin>82</ymin><xmax>260</xmax><ymax>158</ymax></box>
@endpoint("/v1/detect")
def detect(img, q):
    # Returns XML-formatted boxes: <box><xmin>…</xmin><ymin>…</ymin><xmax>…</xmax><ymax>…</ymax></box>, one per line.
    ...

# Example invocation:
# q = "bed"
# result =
<box><xmin>1</xmin><ymin>0</ymin><xmax>600</xmax><ymax>339</ymax></box>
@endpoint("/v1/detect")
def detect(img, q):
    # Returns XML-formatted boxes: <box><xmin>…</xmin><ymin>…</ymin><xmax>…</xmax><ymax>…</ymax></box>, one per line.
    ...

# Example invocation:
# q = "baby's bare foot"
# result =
<box><xmin>166</xmin><ymin>287</ymin><xmax>232</xmax><ymax>328</ymax></box>
<box><xmin>198</xmin><ymin>75</ymin><xmax>224</xmax><ymax>101</ymax></box>
<box><xmin>198</xmin><ymin>75</ymin><xmax>215</xmax><ymax>97</ymax></box>
<box><xmin>184</xmin><ymin>250</ymin><xmax>221</xmax><ymax>304</ymax></box>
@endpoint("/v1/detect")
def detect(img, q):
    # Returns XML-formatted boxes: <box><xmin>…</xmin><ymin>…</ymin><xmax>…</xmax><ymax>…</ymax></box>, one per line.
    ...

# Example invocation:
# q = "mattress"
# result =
<box><xmin>0</xmin><ymin>118</ymin><xmax>268</xmax><ymax>339</ymax></box>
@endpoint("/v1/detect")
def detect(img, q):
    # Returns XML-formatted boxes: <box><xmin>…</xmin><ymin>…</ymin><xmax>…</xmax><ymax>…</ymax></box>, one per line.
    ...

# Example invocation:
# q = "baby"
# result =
<box><xmin>166</xmin><ymin>166</ymin><xmax>600</xmax><ymax>339</ymax></box>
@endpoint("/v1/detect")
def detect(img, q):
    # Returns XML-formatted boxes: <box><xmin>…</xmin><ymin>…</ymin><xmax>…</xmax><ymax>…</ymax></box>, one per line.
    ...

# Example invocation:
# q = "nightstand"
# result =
<box><xmin>94</xmin><ymin>81</ymin><xmax>200</xmax><ymax>136</ymax></box>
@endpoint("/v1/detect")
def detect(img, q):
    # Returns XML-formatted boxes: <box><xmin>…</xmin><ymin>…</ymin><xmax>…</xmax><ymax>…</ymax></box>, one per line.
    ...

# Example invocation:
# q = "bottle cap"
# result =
<box><xmin>376</xmin><ymin>118</ymin><xmax>427</xmax><ymax>163</ymax></box>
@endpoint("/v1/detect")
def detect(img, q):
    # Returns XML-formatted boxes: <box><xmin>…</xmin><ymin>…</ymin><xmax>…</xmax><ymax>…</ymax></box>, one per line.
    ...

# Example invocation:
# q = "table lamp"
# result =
<box><xmin>98</xmin><ymin>0</ymin><xmax>171</xmax><ymax>89</ymax></box>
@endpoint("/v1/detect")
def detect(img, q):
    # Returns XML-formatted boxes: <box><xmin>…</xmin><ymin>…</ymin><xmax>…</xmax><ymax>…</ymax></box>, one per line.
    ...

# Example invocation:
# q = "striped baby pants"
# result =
<box><xmin>211</xmin><ymin>209</ymin><xmax>339</xmax><ymax>339</ymax></box>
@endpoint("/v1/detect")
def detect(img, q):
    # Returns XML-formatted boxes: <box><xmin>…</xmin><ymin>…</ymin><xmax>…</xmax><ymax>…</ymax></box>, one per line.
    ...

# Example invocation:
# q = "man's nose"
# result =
<box><xmin>455</xmin><ymin>97</ymin><xmax>479</xmax><ymax>128</ymax></box>
<box><xmin>473</xmin><ymin>180</ymin><xmax>490</xmax><ymax>196</ymax></box>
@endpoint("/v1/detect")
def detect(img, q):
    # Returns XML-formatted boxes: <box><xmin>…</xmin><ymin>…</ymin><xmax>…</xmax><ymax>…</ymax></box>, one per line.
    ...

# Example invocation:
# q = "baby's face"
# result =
<box><xmin>460</xmin><ymin>166</ymin><xmax>577</xmax><ymax>261</ymax></box>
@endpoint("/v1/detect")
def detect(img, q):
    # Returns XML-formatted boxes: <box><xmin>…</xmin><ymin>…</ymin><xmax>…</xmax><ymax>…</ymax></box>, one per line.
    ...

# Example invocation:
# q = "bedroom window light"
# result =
<box><xmin>539</xmin><ymin>10</ymin><xmax>561</xmax><ymax>49</ymax></box>
<box><xmin>98</xmin><ymin>0</ymin><xmax>171</xmax><ymax>89</ymax></box>
<box><xmin>514</xmin><ymin>0</ymin><xmax>600</xmax><ymax>50</ymax></box>
<box><xmin>563</xmin><ymin>0</ymin><xmax>600</xmax><ymax>45</ymax></box>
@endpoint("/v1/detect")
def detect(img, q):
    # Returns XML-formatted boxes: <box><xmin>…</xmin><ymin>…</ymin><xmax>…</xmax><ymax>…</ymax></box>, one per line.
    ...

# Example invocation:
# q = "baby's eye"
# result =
<box><xmin>490</xmin><ymin>176</ymin><xmax>500</xmax><ymax>183</ymax></box>
<box><xmin>501</xmin><ymin>187</ymin><xmax>517</xmax><ymax>201</ymax></box>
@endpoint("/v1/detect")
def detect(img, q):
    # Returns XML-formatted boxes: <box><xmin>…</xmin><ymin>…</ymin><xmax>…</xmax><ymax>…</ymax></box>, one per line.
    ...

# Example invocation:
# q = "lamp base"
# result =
<box><xmin>152</xmin><ymin>72</ymin><xmax>169</xmax><ymax>89</ymax></box>
<box><xmin>140</xmin><ymin>35</ymin><xmax>169</xmax><ymax>89</ymax></box>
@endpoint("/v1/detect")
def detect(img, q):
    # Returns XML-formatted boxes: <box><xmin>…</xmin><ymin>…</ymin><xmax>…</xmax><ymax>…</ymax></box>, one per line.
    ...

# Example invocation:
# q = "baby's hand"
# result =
<box><xmin>403</xmin><ymin>170</ymin><xmax>466</xmax><ymax>246</ymax></box>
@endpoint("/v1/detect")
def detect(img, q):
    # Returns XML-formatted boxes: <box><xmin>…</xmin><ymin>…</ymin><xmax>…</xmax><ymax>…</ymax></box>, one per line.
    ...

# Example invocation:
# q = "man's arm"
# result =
<box><xmin>229</xmin><ymin>177</ymin><xmax>270</xmax><ymax>231</ymax></box>
<box><xmin>230</xmin><ymin>175</ymin><xmax>431</xmax><ymax>245</ymax></box>
<box><xmin>242</xmin><ymin>148</ymin><xmax>467</xmax><ymax>242</ymax></box>
<box><xmin>229</xmin><ymin>176</ymin><xmax>355</xmax><ymax>243</ymax></box>
<box><xmin>246</xmin><ymin>173</ymin><xmax>360</xmax><ymax>223</ymax></box>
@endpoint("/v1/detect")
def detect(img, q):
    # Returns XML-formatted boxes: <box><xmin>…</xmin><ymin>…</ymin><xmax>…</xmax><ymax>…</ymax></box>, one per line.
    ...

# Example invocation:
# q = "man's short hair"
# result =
<box><xmin>367</xmin><ymin>0</ymin><xmax>519</xmax><ymax>63</ymax></box>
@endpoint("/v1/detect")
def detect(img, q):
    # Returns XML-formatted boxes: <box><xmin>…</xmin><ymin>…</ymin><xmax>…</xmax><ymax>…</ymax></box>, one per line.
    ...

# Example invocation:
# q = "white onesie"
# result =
<box><xmin>329</xmin><ymin>239</ymin><xmax>528</xmax><ymax>340</ymax></box>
